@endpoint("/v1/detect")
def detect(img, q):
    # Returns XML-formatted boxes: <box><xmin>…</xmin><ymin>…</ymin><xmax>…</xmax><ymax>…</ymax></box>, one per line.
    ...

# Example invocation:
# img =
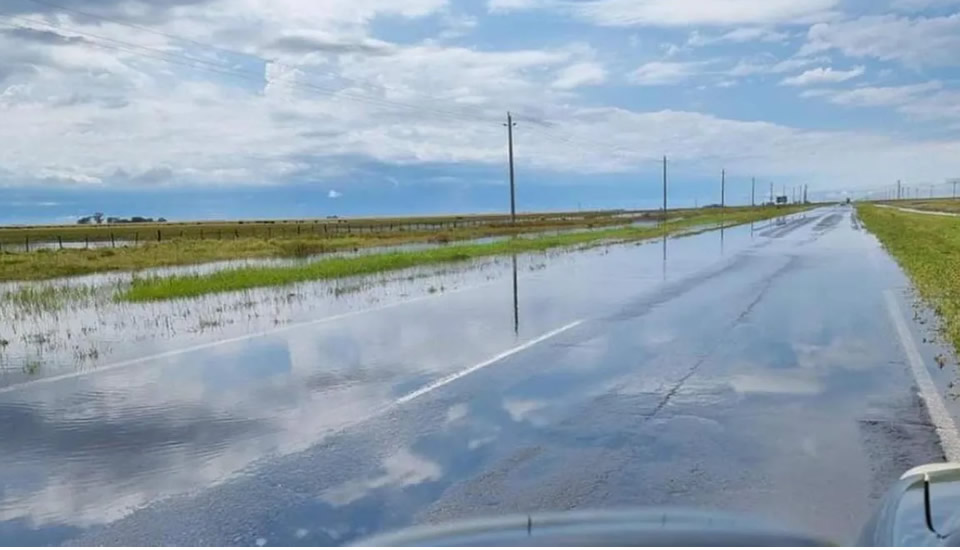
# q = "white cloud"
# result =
<box><xmin>801</xmin><ymin>14</ymin><xmax>960</xmax><ymax>67</ymax></box>
<box><xmin>898</xmin><ymin>90</ymin><xmax>960</xmax><ymax>121</ymax></box>
<box><xmin>688</xmin><ymin>27</ymin><xmax>790</xmax><ymax>47</ymax></box>
<box><xmin>328</xmin><ymin>189</ymin><xmax>343</xmax><ymax>198</ymax></box>
<box><xmin>487</xmin><ymin>0</ymin><xmax>552</xmax><ymax>13</ymax></box>
<box><xmin>552</xmin><ymin>62</ymin><xmax>607</xmax><ymax>89</ymax></box>
<box><xmin>780</xmin><ymin>66</ymin><xmax>865</xmax><ymax>86</ymax></box>
<box><xmin>726</xmin><ymin>55</ymin><xmax>827</xmax><ymax>77</ymax></box>
<box><xmin>890</xmin><ymin>0</ymin><xmax>960</xmax><ymax>10</ymax></box>
<box><xmin>800</xmin><ymin>81</ymin><xmax>942</xmax><ymax>107</ymax></box>
<box><xmin>1</xmin><ymin>0</ymin><xmax>959</xmax><ymax>198</ymax></box>
<box><xmin>574</xmin><ymin>0</ymin><xmax>841</xmax><ymax>27</ymax></box>
<box><xmin>628</xmin><ymin>61</ymin><xmax>707</xmax><ymax>86</ymax></box>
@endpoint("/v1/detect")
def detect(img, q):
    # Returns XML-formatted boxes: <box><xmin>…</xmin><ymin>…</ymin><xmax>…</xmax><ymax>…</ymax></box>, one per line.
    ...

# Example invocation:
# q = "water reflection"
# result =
<box><xmin>512</xmin><ymin>255</ymin><xmax>519</xmax><ymax>335</ymax></box>
<box><xmin>0</xmin><ymin>211</ymin><xmax>829</xmax><ymax>545</ymax></box>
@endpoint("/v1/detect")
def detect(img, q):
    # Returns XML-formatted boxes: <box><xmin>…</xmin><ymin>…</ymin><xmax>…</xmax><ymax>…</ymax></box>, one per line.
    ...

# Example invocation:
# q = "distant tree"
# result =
<box><xmin>157</xmin><ymin>217</ymin><xmax>167</xmax><ymax>223</ymax></box>
<box><xmin>107</xmin><ymin>217</ymin><xmax>120</xmax><ymax>224</ymax></box>
<box><xmin>93</xmin><ymin>212</ymin><xmax>104</xmax><ymax>224</ymax></box>
<box><xmin>77</xmin><ymin>216</ymin><xmax>93</xmax><ymax>225</ymax></box>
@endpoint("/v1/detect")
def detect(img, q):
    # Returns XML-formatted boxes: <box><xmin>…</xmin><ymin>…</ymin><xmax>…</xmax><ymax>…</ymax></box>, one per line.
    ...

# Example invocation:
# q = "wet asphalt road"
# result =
<box><xmin>0</xmin><ymin>205</ymin><xmax>954</xmax><ymax>545</ymax></box>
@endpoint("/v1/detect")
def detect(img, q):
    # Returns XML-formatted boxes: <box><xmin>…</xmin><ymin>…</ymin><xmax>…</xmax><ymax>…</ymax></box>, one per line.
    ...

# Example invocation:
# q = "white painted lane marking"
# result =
<box><xmin>884</xmin><ymin>289</ymin><xmax>960</xmax><ymax>462</ymax></box>
<box><xmin>395</xmin><ymin>320</ymin><xmax>584</xmax><ymax>405</ymax></box>
<box><xmin>0</xmin><ymin>278</ymin><xmax>507</xmax><ymax>395</ymax></box>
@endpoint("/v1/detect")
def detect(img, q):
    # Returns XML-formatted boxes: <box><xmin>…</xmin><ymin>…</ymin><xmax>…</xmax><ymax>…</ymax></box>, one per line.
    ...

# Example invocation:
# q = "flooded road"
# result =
<box><xmin>0</xmin><ymin>206</ymin><xmax>954</xmax><ymax>545</ymax></box>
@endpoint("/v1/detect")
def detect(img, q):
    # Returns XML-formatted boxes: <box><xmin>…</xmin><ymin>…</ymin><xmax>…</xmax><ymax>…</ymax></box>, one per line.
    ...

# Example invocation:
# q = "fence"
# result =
<box><xmin>0</xmin><ymin>210</ymin><xmax>663</xmax><ymax>253</ymax></box>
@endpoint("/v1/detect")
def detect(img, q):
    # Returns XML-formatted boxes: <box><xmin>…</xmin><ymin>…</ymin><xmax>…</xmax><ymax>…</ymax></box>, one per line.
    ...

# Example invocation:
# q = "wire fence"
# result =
<box><xmin>0</xmin><ymin>210</ymin><xmax>673</xmax><ymax>253</ymax></box>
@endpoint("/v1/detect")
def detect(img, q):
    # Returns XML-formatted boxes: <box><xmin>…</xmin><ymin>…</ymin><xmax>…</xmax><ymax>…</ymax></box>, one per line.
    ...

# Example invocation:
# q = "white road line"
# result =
<box><xmin>884</xmin><ymin>289</ymin><xmax>960</xmax><ymax>462</ymax></box>
<box><xmin>394</xmin><ymin>320</ymin><xmax>583</xmax><ymax>405</ymax></box>
<box><xmin>0</xmin><ymin>278</ymin><xmax>507</xmax><ymax>395</ymax></box>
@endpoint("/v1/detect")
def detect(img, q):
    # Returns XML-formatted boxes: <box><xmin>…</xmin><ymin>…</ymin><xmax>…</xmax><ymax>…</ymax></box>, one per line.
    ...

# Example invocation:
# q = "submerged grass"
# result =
<box><xmin>858</xmin><ymin>204</ymin><xmax>960</xmax><ymax>351</ymax></box>
<box><xmin>121</xmin><ymin>205</ymin><xmax>811</xmax><ymax>302</ymax></box>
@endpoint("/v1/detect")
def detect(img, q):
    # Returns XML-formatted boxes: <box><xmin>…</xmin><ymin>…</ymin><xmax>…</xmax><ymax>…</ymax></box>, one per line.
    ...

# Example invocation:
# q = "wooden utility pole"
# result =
<box><xmin>662</xmin><ymin>156</ymin><xmax>667</xmax><ymax>228</ymax></box>
<box><xmin>504</xmin><ymin>112</ymin><xmax>517</xmax><ymax>224</ymax></box>
<box><xmin>769</xmin><ymin>182</ymin><xmax>774</xmax><ymax>205</ymax></box>
<box><xmin>751</xmin><ymin>177</ymin><xmax>755</xmax><ymax>207</ymax></box>
<box><xmin>721</xmin><ymin>169</ymin><xmax>726</xmax><ymax>209</ymax></box>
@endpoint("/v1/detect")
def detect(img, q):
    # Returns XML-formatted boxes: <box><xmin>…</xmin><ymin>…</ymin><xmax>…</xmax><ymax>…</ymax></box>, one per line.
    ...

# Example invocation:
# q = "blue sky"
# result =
<box><xmin>1</xmin><ymin>0</ymin><xmax>959</xmax><ymax>222</ymax></box>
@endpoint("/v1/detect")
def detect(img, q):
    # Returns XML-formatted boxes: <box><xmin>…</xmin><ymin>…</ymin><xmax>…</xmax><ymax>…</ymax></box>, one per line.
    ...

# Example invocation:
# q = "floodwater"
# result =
<box><xmin>0</xmin><ymin>207</ymin><xmax>954</xmax><ymax>545</ymax></box>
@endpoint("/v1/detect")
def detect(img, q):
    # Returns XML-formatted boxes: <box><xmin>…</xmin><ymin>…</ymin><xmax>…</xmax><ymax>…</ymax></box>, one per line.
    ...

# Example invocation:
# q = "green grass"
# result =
<box><xmin>0</xmin><ymin>209</ymin><xmax>655</xmax><ymax>247</ymax></box>
<box><xmin>120</xmin><ymin>205</ymin><xmax>811</xmax><ymax>302</ymax></box>
<box><xmin>0</xmin><ymin>205</ymin><xmax>801</xmax><ymax>282</ymax></box>
<box><xmin>879</xmin><ymin>198</ymin><xmax>960</xmax><ymax>214</ymax></box>
<box><xmin>858</xmin><ymin>204</ymin><xmax>960</xmax><ymax>351</ymax></box>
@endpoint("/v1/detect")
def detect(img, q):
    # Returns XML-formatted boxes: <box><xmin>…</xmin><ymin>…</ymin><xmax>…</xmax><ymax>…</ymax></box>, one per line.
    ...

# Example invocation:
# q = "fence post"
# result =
<box><xmin>235</xmin><ymin>229</ymin><xmax>239</xmax><ymax>239</ymax></box>
<box><xmin>58</xmin><ymin>236</ymin><xmax>63</xmax><ymax>250</ymax></box>
<box><xmin>85</xmin><ymin>236</ymin><xmax>89</xmax><ymax>249</ymax></box>
<box><xmin>297</xmin><ymin>225</ymin><xmax>301</xmax><ymax>236</ymax></box>
<box><xmin>157</xmin><ymin>229</ymin><xmax>162</xmax><ymax>243</ymax></box>
<box><xmin>24</xmin><ymin>236</ymin><xmax>29</xmax><ymax>252</ymax></box>
<box><xmin>110</xmin><ymin>233</ymin><xmax>115</xmax><ymax>248</ymax></box>
<box><xmin>134</xmin><ymin>232</ymin><xmax>139</xmax><ymax>246</ymax></box>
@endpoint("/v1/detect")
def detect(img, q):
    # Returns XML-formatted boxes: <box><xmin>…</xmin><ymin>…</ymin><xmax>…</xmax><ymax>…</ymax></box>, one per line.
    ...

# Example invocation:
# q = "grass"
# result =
<box><xmin>2</xmin><ymin>284</ymin><xmax>99</xmax><ymax>314</ymax></box>
<box><xmin>878</xmin><ymin>198</ymin><xmax>960</xmax><ymax>214</ymax></box>
<box><xmin>858</xmin><ymin>204</ymin><xmax>960</xmax><ymax>351</ymax></box>
<box><xmin>0</xmin><ymin>209</ymin><xmax>656</xmax><ymax>247</ymax></box>
<box><xmin>120</xmin><ymin>205</ymin><xmax>811</xmax><ymax>302</ymax></box>
<box><xmin>0</xmin><ymin>205</ymin><xmax>796</xmax><ymax>282</ymax></box>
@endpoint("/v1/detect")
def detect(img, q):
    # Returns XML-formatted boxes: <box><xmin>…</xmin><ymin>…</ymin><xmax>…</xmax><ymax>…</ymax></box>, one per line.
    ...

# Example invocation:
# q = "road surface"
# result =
<box><xmin>0</xmin><ymin>205</ymin><xmax>955</xmax><ymax>545</ymax></box>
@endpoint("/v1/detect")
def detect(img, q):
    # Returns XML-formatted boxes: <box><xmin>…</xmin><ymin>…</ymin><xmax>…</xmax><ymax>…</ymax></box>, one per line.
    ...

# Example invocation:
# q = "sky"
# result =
<box><xmin>1</xmin><ymin>0</ymin><xmax>960</xmax><ymax>222</ymax></box>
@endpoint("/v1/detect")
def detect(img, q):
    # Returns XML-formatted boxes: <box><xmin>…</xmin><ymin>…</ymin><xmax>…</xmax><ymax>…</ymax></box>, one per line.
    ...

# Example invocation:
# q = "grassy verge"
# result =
<box><xmin>120</xmin><ymin>205</ymin><xmax>811</xmax><ymax>302</ymax></box>
<box><xmin>0</xmin><ymin>205</ymin><xmax>799</xmax><ymax>282</ymax></box>
<box><xmin>0</xmin><ymin>221</ymin><xmax>642</xmax><ymax>282</ymax></box>
<box><xmin>858</xmin><ymin>204</ymin><xmax>960</xmax><ymax>351</ymax></box>
<box><xmin>878</xmin><ymin>199</ymin><xmax>960</xmax><ymax>214</ymax></box>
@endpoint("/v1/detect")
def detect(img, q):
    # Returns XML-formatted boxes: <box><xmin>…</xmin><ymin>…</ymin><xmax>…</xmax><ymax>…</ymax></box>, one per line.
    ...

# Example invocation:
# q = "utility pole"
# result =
<box><xmin>751</xmin><ymin>177</ymin><xmax>755</xmax><ymax>207</ymax></box>
<box><xmin>803</xmin><ymin>184</ymin><xmax>808</xmax><ymax>204</ymax></box>
<box><xmin>504</xmin><ymin>112</ymin><xmax>517</xmax><ymax>224</ymax></box>
<box><xmin>662</xmin><ymin>156</ymin><xmax>667</xmax><ymax>227</ymax></box>
<box><xmin>770</xmin><ymin>182</ymin><xmax>774</xmax><ymax>205</ymax></box>
<box><xmin>953</xmin><ymin>179</ymin><xmax>958</xmax><ymax>199</ymax></box>
<box><xmin>721</xmin><ymin>169</ymin><xmax>726</xmax><ymax>209</ymax></box>
<box><xmin>897</xmin><ymin>180</ymin><xmax>901</xmax><ymax>200</ymax></box>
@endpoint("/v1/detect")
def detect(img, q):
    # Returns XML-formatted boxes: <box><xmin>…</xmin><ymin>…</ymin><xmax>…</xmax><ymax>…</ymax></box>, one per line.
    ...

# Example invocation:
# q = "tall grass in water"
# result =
<box><xmin>121</xmin><ymin>206</ymin><xmax>811</xmax><ymax>302</ymax></box>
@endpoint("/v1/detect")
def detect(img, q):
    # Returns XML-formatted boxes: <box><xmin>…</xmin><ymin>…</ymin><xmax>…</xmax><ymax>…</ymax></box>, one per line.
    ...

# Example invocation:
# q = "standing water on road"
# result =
<box><xmin>0</xmin><ymin>209</ymin><xmax>949</xmax><ymax>545</ymax></box>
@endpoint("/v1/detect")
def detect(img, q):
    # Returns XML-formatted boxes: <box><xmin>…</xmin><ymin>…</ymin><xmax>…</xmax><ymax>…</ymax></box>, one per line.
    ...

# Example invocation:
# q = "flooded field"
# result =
<box><xmin>0</xmin><ymin>216</ymin><xmax>799</xmax><ymax>544</ymax></box>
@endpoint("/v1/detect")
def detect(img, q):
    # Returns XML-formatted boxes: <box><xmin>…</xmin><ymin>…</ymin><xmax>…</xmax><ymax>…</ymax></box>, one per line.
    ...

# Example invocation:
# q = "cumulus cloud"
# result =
<box><xmin>628</xmin><ymin>61</ymin><xmax>708</xmax><ymax>86</ymax></box>
<box><xmin>552</xmin><ymin>62</ymin><xmax>607</xmax><ymax>89</ymax></box>
<box><xmin>780</xmin><ymin>66</ymin><xmax>865</xmax><ymax>86</ymax></box>
<box><xmin>574</xmin><ymin>0</ymin><xmax>841</xmax><ymax>26</ymax></box>
<box><xmin>688</xmin><ymin>27</ymin><xmax>790</xmax><ymax>47</ymax></box>
<box><xmin>328</xmin><ymin>189</ymin><xmax>343</xmax><ymax>199</ymax></box>
<box><xmin>801</xmin><ymin>14</ymin><xmax>960</xmax><ymax>67</ymax></box>
<box><xmin>0</xmin><ymin>0</ymin><xmax>958</xmax><ymax>196</ymax></box>
<box><xmin>800</xmin><ymin>81</ymin><xmax>942</xmax><ymax>107</ymax></box>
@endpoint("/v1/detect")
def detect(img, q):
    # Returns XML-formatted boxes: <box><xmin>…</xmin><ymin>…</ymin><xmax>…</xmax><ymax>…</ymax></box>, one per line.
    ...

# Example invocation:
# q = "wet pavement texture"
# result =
<box><xmin>0</xmin><ymin>206</ymin><xmax>952</xmax><ymax>545</ymax></box>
